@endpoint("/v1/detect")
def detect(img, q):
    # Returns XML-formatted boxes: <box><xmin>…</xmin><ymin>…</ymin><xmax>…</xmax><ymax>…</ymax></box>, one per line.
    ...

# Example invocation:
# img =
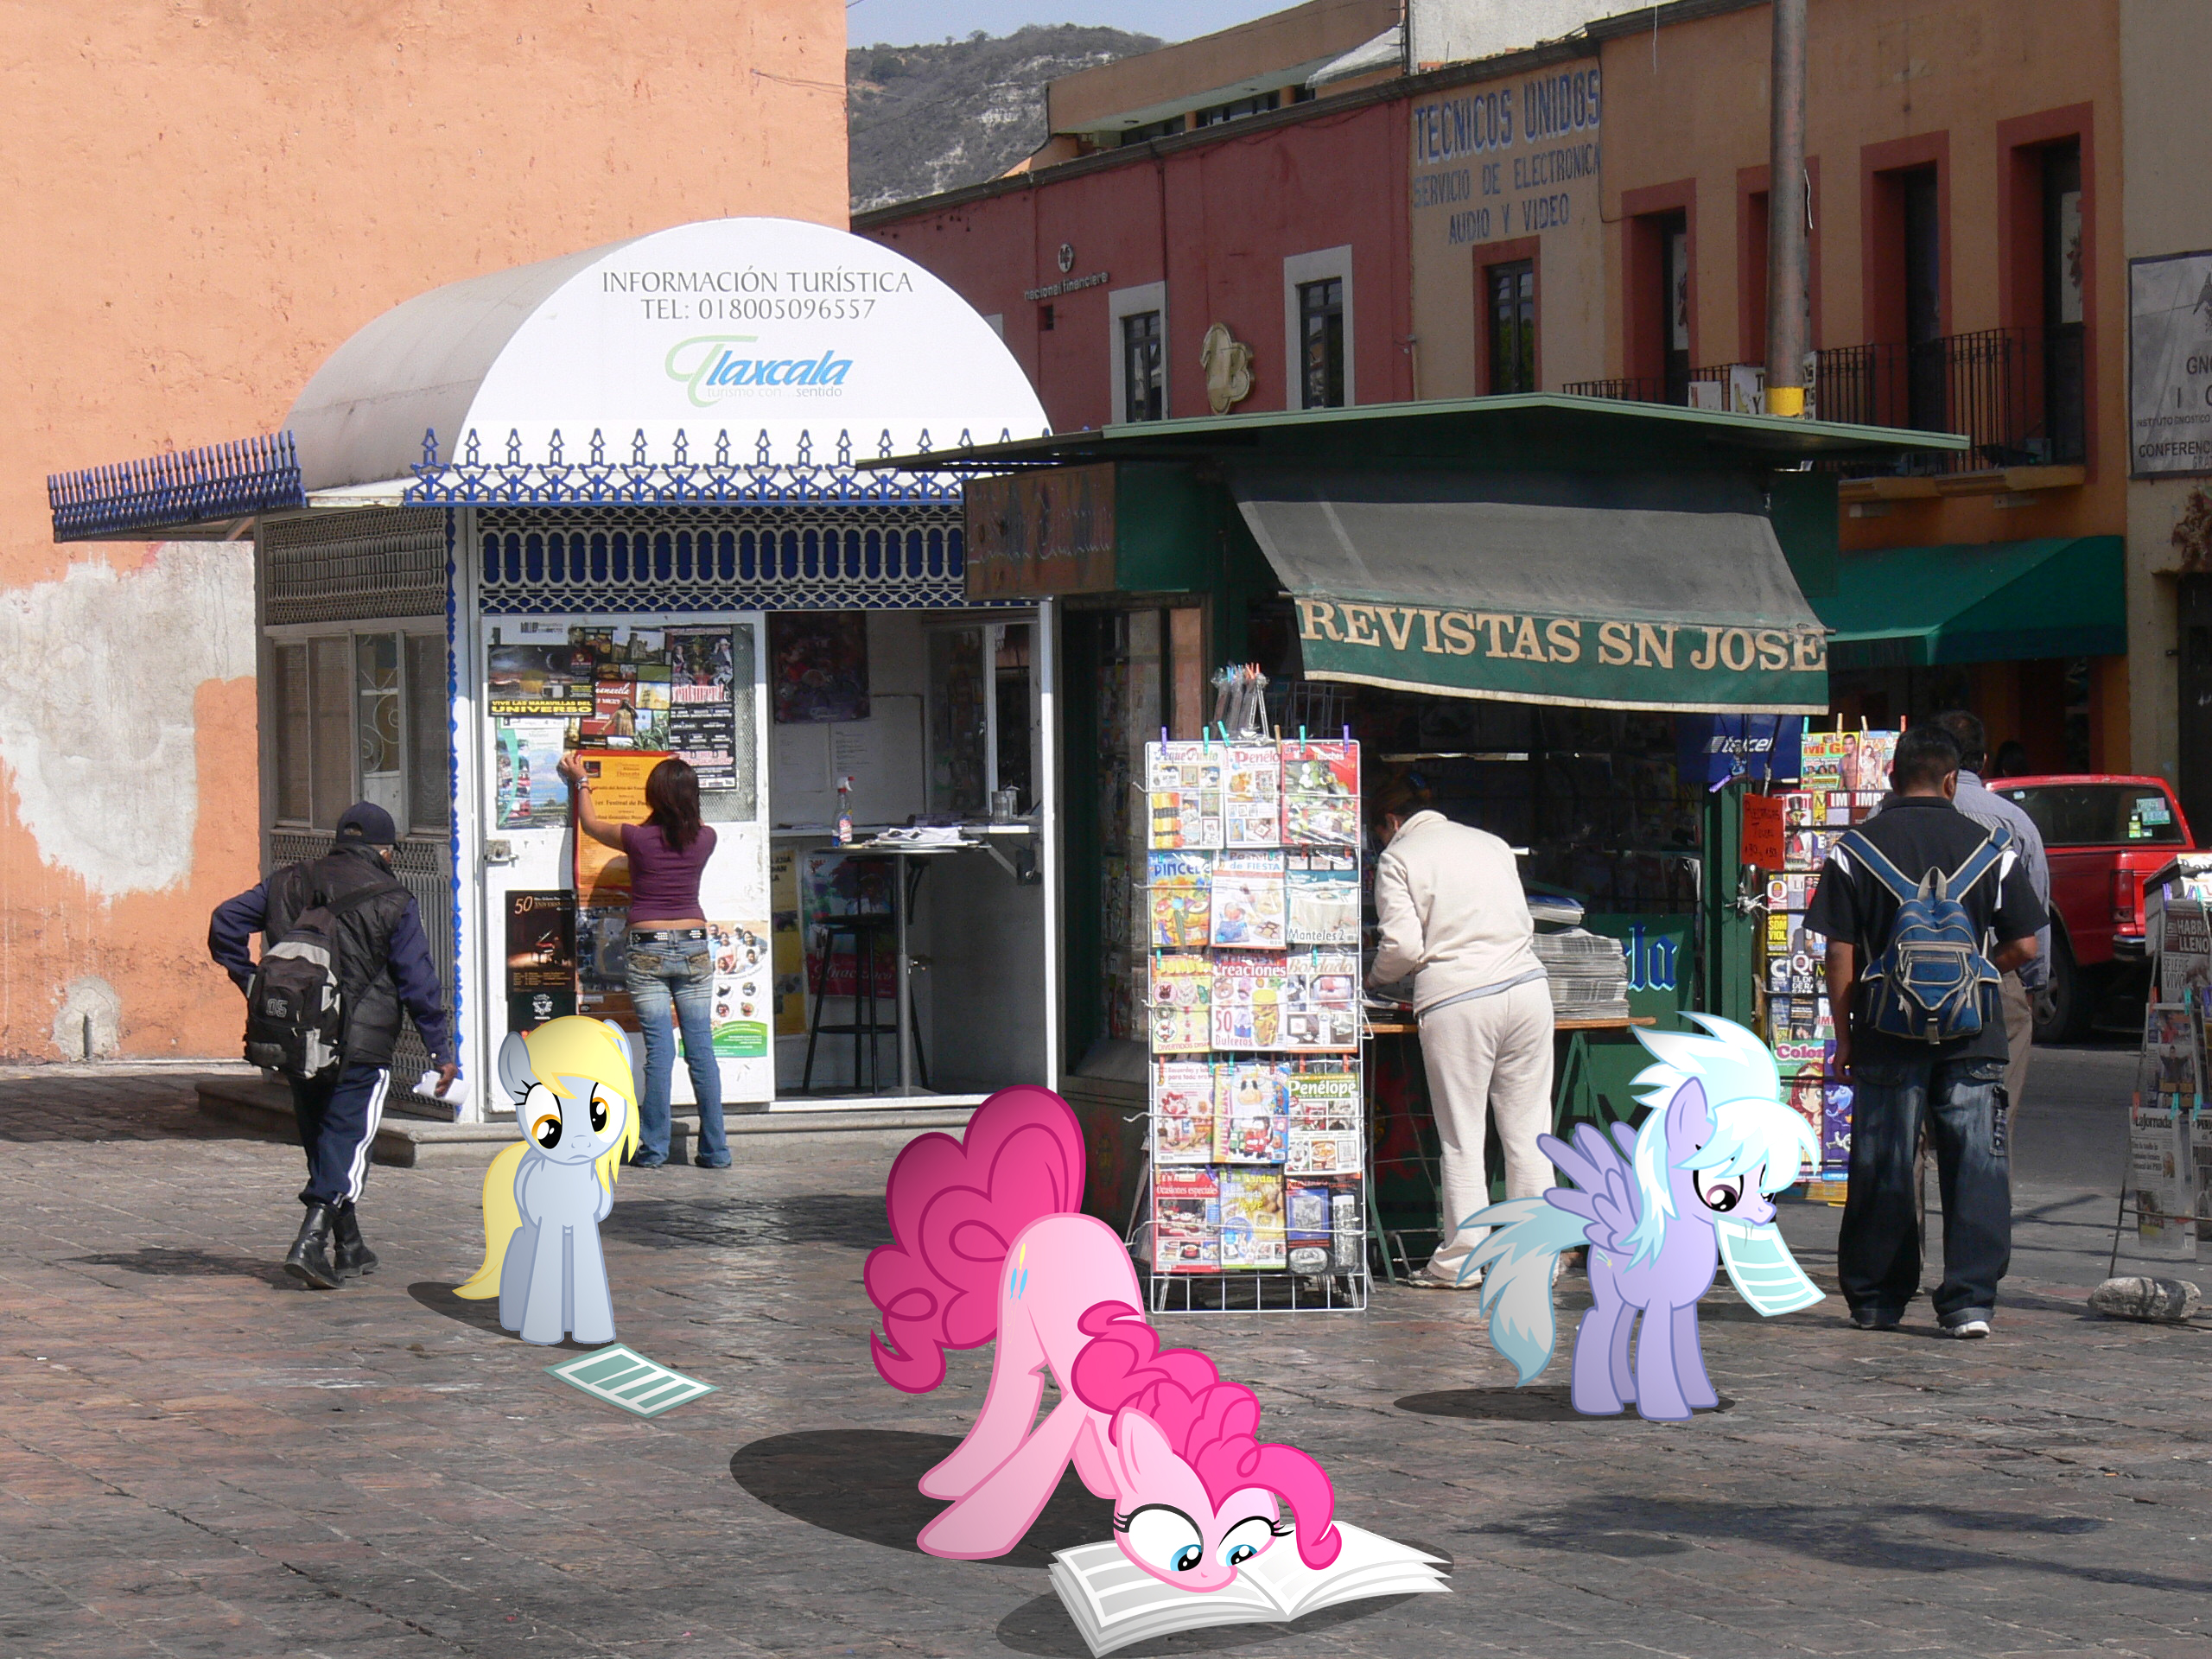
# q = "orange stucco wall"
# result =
<box><xmin>1</xmin><ymin>0</ymin><xmax>845</xmax><ymax>1058</ymax></box>
<box><xmin>1594</xmin><ymin>0</ymin><xmax>2126</xmax><ymax>553</ymax></box>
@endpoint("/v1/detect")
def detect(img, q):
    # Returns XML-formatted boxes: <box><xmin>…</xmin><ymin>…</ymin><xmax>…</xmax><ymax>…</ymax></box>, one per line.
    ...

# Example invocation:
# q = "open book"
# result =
<box><xmin>1048</xmin><ymin>1520</ymin><xmax>1450</xmax><ymax>1656</ymax></box>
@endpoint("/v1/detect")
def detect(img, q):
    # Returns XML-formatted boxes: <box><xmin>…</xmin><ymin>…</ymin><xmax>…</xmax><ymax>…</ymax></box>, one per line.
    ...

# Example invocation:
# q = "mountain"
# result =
<box><xmin>849</xmin><ymin>25</ymin><xmax>1162</xmax><ymax>213</ymax></box>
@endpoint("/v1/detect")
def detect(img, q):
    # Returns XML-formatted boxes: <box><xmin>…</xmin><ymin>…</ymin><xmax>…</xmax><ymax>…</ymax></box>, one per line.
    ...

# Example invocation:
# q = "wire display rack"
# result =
<box><xmin>1137</xmin><ymin>735</ymin><xmax>1369</xmax><ymax>1316</ymax></box>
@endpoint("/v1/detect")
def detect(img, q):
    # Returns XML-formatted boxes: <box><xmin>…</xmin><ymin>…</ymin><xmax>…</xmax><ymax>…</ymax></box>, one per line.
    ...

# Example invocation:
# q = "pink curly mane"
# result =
<box><xmin>864</xmin><ymin>1085</ymin><xmax>1086</xmax><ymax>1393</ymax></box>
<box><xmin>1069</xmin><ymin>1303</ymin><xmax>1341</xmax><ymax>1570</ymax></box>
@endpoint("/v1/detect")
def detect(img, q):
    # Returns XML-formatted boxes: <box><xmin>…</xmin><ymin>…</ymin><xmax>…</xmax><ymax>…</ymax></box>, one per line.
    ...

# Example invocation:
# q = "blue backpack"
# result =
<box><xmin>1835</xmin><ymin>823</ymin><xmax>2012</xmax><ymax>1045</ymax></box>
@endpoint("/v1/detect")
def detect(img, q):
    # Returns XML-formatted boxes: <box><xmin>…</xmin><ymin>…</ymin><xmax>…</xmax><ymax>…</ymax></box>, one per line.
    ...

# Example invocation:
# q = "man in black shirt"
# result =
<box><xmin>1803</xmin><ymin>726</ymin><xmax>2045</xmax><ymax>1337</ymax></box>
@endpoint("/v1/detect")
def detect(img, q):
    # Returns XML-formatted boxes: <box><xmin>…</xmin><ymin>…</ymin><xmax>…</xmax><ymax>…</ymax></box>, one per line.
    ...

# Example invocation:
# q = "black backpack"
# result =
<box><xmin>242</xmin><ymin>880</ymin><xmax>397</xmax><ymax>1077</ymax></box>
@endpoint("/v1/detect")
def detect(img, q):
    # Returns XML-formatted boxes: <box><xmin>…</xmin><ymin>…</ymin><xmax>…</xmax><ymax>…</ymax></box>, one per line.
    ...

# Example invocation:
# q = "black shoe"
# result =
<box><xmin>1851</xmin><ymin>1307</ymin><xmax>1902</xmax><ymax>1331</ymax></box>
<box><xmin>284</xmin><ymin>1204</ymin><xmax>343</xmax><ymax>1290</ymax></box>
<box><xmin>331</xmin><ymin>1205</ymin><xmax>378</xmax><ymax>1278</ymax></box>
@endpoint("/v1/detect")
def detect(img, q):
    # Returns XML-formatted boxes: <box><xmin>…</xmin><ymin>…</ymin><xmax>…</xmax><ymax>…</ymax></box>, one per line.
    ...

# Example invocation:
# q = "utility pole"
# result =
<box><xmin>1764</xmin><ymin>0</ymin><xmax>1809</xmax><ymax>416</ymax></box>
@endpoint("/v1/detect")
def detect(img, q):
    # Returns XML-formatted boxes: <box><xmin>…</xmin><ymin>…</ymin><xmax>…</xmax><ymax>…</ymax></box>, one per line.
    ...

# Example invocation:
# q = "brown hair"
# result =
<box><xmin>1370</xmin><ymin>773</ymin><xmax>1433</xmax><ymax>824</ymax></box>
<box><xmin>645</xmin><ymin>757</ymin><xmax>704</xmax><ymax>852</ymax></box>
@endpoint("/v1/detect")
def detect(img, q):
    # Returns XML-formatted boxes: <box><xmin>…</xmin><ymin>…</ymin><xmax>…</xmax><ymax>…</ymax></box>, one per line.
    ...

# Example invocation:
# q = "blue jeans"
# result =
<box><xmin>626</xmin><ymin>936</ymin><xmax>728</xmax><ymax>1166</ymax></box>
<box><xmin>1840</xmin><ymin>1053</ymin><xmax>2010</xmax><ymax>1324</ymax></box>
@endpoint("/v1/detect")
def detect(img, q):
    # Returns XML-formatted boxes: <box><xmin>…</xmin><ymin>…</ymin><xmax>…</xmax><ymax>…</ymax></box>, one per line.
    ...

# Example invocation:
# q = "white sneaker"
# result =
<box><xmin>1406</xmin><ymin>1265</ymin><xmax>1481</xmax><ymax>1290</ymax></box>
<box><xmin>1944</xmin><ymin>1318</ymin><xmax>1991</xmax><ymax>1339</ymax></box>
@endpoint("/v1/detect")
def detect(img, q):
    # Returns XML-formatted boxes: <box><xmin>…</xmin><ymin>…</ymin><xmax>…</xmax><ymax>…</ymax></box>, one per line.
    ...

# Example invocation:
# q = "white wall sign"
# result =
<box><xmin>2130</xmin><ymin>250</ymin><xmax>2212</xmax><ymax>478</ymax></box>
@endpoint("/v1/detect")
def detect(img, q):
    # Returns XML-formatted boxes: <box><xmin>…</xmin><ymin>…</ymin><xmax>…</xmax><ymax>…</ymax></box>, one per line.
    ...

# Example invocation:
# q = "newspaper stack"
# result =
<box><xmin>1530</xmin><ymin>928</ymin><xmax>1630</xmax><ymax>1020</ymax></box>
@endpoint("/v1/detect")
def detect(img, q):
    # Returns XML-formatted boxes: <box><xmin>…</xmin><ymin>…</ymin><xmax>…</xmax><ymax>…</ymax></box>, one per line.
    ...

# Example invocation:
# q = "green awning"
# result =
<box><xmin>1235</xmin><ymin>468</ymin><xmax>1829</xmax><ymax>714</ymax></box>
<box><xmin>1819</xmin><ymin>537</ymin><xmax>2125</xmax><ymax>670</ymax></box>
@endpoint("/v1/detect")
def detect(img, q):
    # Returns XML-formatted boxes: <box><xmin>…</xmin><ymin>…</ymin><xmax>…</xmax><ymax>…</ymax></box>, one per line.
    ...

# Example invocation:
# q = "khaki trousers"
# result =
<box><xmin>1420</xmin><ymin>978</ymin><xmax>1556</xmax><ymax>1281</ymax></box>
<box><xmin>2001</xmin><ymin>970</ymin><xmax>2032</xmax><ymax>1120</ymax></box>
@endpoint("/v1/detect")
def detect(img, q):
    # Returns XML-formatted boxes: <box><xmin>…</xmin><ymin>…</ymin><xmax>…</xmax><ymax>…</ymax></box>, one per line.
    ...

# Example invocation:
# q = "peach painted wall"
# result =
<box><xmin>1</xmin><ymin>0</ymin><xmax>845</xmax><ymax>1058</ymax></box>
<box><xmin>1592</xmin><ymin>0</ymin><xmax>2125</xmax><ymax>553</ymax></box>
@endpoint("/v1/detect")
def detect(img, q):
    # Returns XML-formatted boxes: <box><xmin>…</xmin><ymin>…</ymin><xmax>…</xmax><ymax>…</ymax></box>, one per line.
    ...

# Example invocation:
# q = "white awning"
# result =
<box><xmin>284</xmin><ymin>217</ymin><xmax>1048</xmax><ymax>493</ymax></box>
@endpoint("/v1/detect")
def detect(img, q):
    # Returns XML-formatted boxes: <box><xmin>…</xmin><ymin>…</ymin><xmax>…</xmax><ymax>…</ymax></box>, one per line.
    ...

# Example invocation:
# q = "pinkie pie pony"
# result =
<box><xmin>865</xmin><ymin>1087</ymin><xmax>1340</xmax><ymax>1592</ymax></box>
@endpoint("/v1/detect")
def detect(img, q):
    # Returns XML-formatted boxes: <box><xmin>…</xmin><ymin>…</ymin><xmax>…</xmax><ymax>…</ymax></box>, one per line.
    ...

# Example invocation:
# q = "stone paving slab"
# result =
<box><xmin>3</xmin><ymin>1061</ymin><xmax>2211</xmax><ymax>1658</ymax></box>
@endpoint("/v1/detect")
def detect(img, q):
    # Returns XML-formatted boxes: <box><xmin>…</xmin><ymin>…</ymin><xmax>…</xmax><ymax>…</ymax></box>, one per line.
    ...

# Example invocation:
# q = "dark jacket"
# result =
<box><xmin>207</xmin><ymin>848</ymin><xmax>454</xmax><ymax>1068</ymax></box>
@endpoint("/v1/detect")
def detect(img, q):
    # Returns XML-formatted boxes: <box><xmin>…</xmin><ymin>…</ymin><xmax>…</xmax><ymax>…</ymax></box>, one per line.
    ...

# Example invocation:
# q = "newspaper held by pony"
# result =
<box><xmin>1459</xmin><ymin>1014</ymin><xmax>1825</xmax><ymax>1422</ymax></box>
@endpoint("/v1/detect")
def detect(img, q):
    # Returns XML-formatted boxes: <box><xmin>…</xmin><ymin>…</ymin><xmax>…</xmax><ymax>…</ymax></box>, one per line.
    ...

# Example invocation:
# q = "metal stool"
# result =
<box><xmin>802</xmin><ymin>912</ymin><xmax>899</xmax><ymax>1093</ymax></box>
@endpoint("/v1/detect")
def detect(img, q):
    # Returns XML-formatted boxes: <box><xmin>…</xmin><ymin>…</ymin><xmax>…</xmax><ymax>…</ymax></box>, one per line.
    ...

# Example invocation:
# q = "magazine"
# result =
<box><xmin>1217</xmin><ymin>1168</ymin><xmax>1287</xmax><ymax>1268</ymax></box>
<box><xmin>1288</xmin><ymin>1069</ymin><xmax>1358</xmax><ymax>1131</ymax></box>
<box><xmin>1287</xmin><ymin>1129</ymin><xmax>1362</xmax><ymax>1175</ymax></box>
<box><xmin>1148</xmin><ymin>954</ymin><xmax>1212</xmax><ymax>1054</ymax></box>
<box><xmin>1211</xmin><ymin>955</ymin><xmax>1287</xmax><ymax>1050</ymax></box>
<box><xmin>1287</xmin><ymin>1176</ymin><xmax>1365</xmax><ymax>1273</ymax></box>
<box><xmin>1147</xmin><ymin>740</ymin><xmax>1223</xmax><ymax>794</ymax></box>
<box><xmin>1211</xmin><ymin>850</ymin><xmax>1287</xmax><ymax>950</ymax></box>
<box><xmin>1152</xmin><ymin>1166</ymin><xmax>1220</xmax><ymax>1274</ymax></box>
<box><xmin>1286</xmin><ymin>851</ymin><xmax>1360</xmax><ymax>945</ymax></box>
<box><xmin>1149</xmin><ymin>787</ymin><xmax>1223</xmax><ymax>850</ymax></box>
<box><xmin>1047</xmin><ymin>1521</ymin><xmax>1449</xmax><ymax>1657</ymax></box>
<box><xmin>1280</xmin><ymin>951</ymin><xmax>1359</xmax><ymax>1051</ymax></box>
<box><xmin>1800</xmin><ymin>732</ymin><xmax>1844</xmax><ymax>789</ymax></box>
<box><xmin>1153</xmin><ymin>1061</ymin><xmax>1217</xmax><ymax>1165</ymax></box>
<box><xmin>1281</xmin><ymin>738</ymin><xmax>1361</xmax><ymax>849</ymax></box>
<box><xmin>1147</xmin><ymin>850</ymin><xmax>1213</xmax><ymax>949</ymax></box>
<box><xmin>1821</xmin><ymin>1082</ymin><xmax>1853</xmax><ymax>1177</ymax></box>
<box><xmin>1213</xmin><ymin>1061</ymin><xmax>1290</xmax><ymax>1163</ymax></box>
<box><xmin>1222</xmin><ymin>744</ymin><xmax>1283</xmax><ymax>849</ymax></box>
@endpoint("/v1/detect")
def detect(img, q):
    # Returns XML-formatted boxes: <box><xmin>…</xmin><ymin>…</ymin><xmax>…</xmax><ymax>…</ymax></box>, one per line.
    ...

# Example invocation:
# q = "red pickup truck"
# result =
<box><xmin>1989</xmin><ymin>774</ymin><xmax>2195</xmax><ymax>1040</ymax></box>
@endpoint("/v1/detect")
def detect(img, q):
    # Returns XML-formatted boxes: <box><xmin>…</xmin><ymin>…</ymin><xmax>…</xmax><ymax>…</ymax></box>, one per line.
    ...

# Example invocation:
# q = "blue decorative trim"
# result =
<box><xmin>405</xmin><ymin>427</ymin><xmax>983</xmax><ymax>507</ymax></box>
<box><xmin>48</xmin><ymin>432</ymin><xmax>303</xmax><ymax>539</ymax></box>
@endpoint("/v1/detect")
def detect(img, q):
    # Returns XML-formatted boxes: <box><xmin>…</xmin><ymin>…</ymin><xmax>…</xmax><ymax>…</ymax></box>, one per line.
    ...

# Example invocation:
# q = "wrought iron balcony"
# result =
<box><xmin>1565</xmin><ymin>326</ymin><xmax>2086</xmax><ymax>477</ymax></box>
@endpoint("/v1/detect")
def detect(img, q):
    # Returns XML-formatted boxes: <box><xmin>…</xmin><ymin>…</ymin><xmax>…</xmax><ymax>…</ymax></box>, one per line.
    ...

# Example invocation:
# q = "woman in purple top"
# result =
<box><xmin>557</xmin><ymin>753</ymin><xmax>730</xmax><ymax>1168</ymax></box>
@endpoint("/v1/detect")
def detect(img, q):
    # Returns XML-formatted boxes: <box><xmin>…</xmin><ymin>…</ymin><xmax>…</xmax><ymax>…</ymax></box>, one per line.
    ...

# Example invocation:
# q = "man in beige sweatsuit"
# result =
<box><xmin>1369</xmin><ymin>786</ymin><xmax>1553</xmax><ymax>1288</ymax></box>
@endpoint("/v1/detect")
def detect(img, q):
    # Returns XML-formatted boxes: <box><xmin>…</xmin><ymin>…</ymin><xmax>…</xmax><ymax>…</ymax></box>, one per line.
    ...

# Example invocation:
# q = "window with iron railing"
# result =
<box><xmin>1566</xmin><ymin>326</ymin><xmax>2087</xmax><ymax>476</ymax></box>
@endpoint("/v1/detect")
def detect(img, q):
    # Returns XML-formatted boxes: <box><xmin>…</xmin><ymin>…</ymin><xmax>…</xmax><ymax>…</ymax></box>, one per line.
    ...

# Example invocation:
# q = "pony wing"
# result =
<box><xmin>1536</xmin><ymin>1124</ymin><xmax>1642</xmax><ymax>1256</ymax></box>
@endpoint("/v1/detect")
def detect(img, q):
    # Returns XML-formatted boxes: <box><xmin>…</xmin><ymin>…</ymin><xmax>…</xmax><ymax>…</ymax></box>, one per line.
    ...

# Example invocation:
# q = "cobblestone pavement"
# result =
<box><xmin>3</xmin><ymin>1056</ymin><xmax>2210</xmax><ymax>1659</ymax></box>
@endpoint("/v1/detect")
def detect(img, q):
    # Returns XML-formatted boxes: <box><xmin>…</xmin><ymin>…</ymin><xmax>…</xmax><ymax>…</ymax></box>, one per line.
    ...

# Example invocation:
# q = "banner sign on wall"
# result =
<box><xmin>2130</xmin><ymin>251</ymin><xmax>2212</xmax><ymax>478</ymax></box>
<box><xmin>1408</xmin><ymin>65</ymin><xmax>1601</xmax><ymax>253</ymax></box>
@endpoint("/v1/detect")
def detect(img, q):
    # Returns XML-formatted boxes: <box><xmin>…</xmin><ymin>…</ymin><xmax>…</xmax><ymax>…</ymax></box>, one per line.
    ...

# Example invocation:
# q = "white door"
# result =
<box><xmin>476</xmin><ymin>612</ymin><xmax>772</xmax><ymax>1109</ymax></box>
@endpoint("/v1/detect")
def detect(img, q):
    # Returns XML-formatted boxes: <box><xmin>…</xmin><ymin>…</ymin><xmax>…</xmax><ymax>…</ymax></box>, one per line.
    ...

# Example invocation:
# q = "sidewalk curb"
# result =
<box><xmin>194</xmin><ymin>1077</ymin><xmax>975</xmax><ymax>1167</ymax></box>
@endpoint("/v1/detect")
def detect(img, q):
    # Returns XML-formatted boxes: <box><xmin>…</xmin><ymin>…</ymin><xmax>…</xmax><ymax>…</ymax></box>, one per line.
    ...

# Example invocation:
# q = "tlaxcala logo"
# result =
<box><xmin>664</xmin><ymin>336</ymin><xmax>854</xmax><ymax>406</ymax></box>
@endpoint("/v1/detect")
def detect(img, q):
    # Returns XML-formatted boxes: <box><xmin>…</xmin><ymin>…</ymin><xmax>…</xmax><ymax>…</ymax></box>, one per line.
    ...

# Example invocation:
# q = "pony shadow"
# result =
<box><xmin>1395</xmin><ymin>1386</ymin><xmax>1735</xmax><ymax>1422</ymax></box>
<box><xmin>404</xmin><ymin>1281</ymin><xmax>601</xmax><ymax>1350</ymax></box>
<box><xmin>1474</xmin><ymin>1496</ymin><xmax>2204</xmax><ymax>1594</ymax></box>
<box><xmin>730</xmin><ymin>1429</ymin><xmax>1110</xmax><ymax>1568</ymax></box>
<box><xmin>995</xmin><ymin>1591</ymin><xmax>1424</xmax><ymax>1656</ymax></box>
<box><xmin>603</xmin><ymin>1193</ymin><xmax>889</xmax><ymax>1253</ymax></box>
<box><xmin>73</xmin><ymin>1248</ymin><xmax>293</xmax><ymax>1289</ymax></box>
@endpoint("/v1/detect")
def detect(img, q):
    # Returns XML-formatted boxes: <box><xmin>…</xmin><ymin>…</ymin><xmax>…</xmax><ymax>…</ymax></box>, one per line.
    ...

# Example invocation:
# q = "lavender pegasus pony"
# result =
<box><xmin>1459</xmin><ymin>1015</ymin><xmax>1823</xmax><ymax>1422</ymax></box>
<box><xmin>865</xmin><ymin>1085</ymin><xmax>1341</xmax><ymax>1589</ymax></box>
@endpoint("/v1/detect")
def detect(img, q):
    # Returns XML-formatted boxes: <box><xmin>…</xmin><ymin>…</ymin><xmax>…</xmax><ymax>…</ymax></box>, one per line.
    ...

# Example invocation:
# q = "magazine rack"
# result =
<box><xmin>1138</xmin><ymin>735</ymin><xmax>1367</xmax><ymax>1313</ymax></box>
<box><xmin>2113</xmin><ymin>861</ymin><xmax>2212</xmax><ymax>1268</ymax></box>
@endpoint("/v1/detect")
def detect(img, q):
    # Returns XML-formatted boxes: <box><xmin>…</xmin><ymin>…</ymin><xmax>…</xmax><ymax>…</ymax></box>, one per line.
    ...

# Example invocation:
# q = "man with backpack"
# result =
<box><xmin>1804</xmin><ymin>726</ymin><xmax>2045</xmax><ymax>1338</ymax></box>
<box><xmin>208</xmin><ymin>803</ymin><xmax>461</xmax><ymax>1289</ymax></box>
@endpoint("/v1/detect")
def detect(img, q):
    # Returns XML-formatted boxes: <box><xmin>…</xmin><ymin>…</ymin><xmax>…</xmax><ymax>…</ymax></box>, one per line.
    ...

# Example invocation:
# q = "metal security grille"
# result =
<box><xmin>477</xmin><ymin>504</ymin><xmax>973</xmax><ymax>613</ymax></box>
<box><xmin>268</xmin><ymin>831</ymin><xmax>458</xmax><ymax>1114</ymax></box>
<box><xmin>263</xmin><ymin>508</ymin><xmax>448</xmax><ymax>625</ymax></box>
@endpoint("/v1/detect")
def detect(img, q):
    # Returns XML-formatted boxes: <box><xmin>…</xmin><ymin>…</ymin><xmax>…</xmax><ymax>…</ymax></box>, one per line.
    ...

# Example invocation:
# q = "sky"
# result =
<box><xmin>845</xmin><ymin>0</ymin><xmax>1290</xmax><ymax>48</ymax></box>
